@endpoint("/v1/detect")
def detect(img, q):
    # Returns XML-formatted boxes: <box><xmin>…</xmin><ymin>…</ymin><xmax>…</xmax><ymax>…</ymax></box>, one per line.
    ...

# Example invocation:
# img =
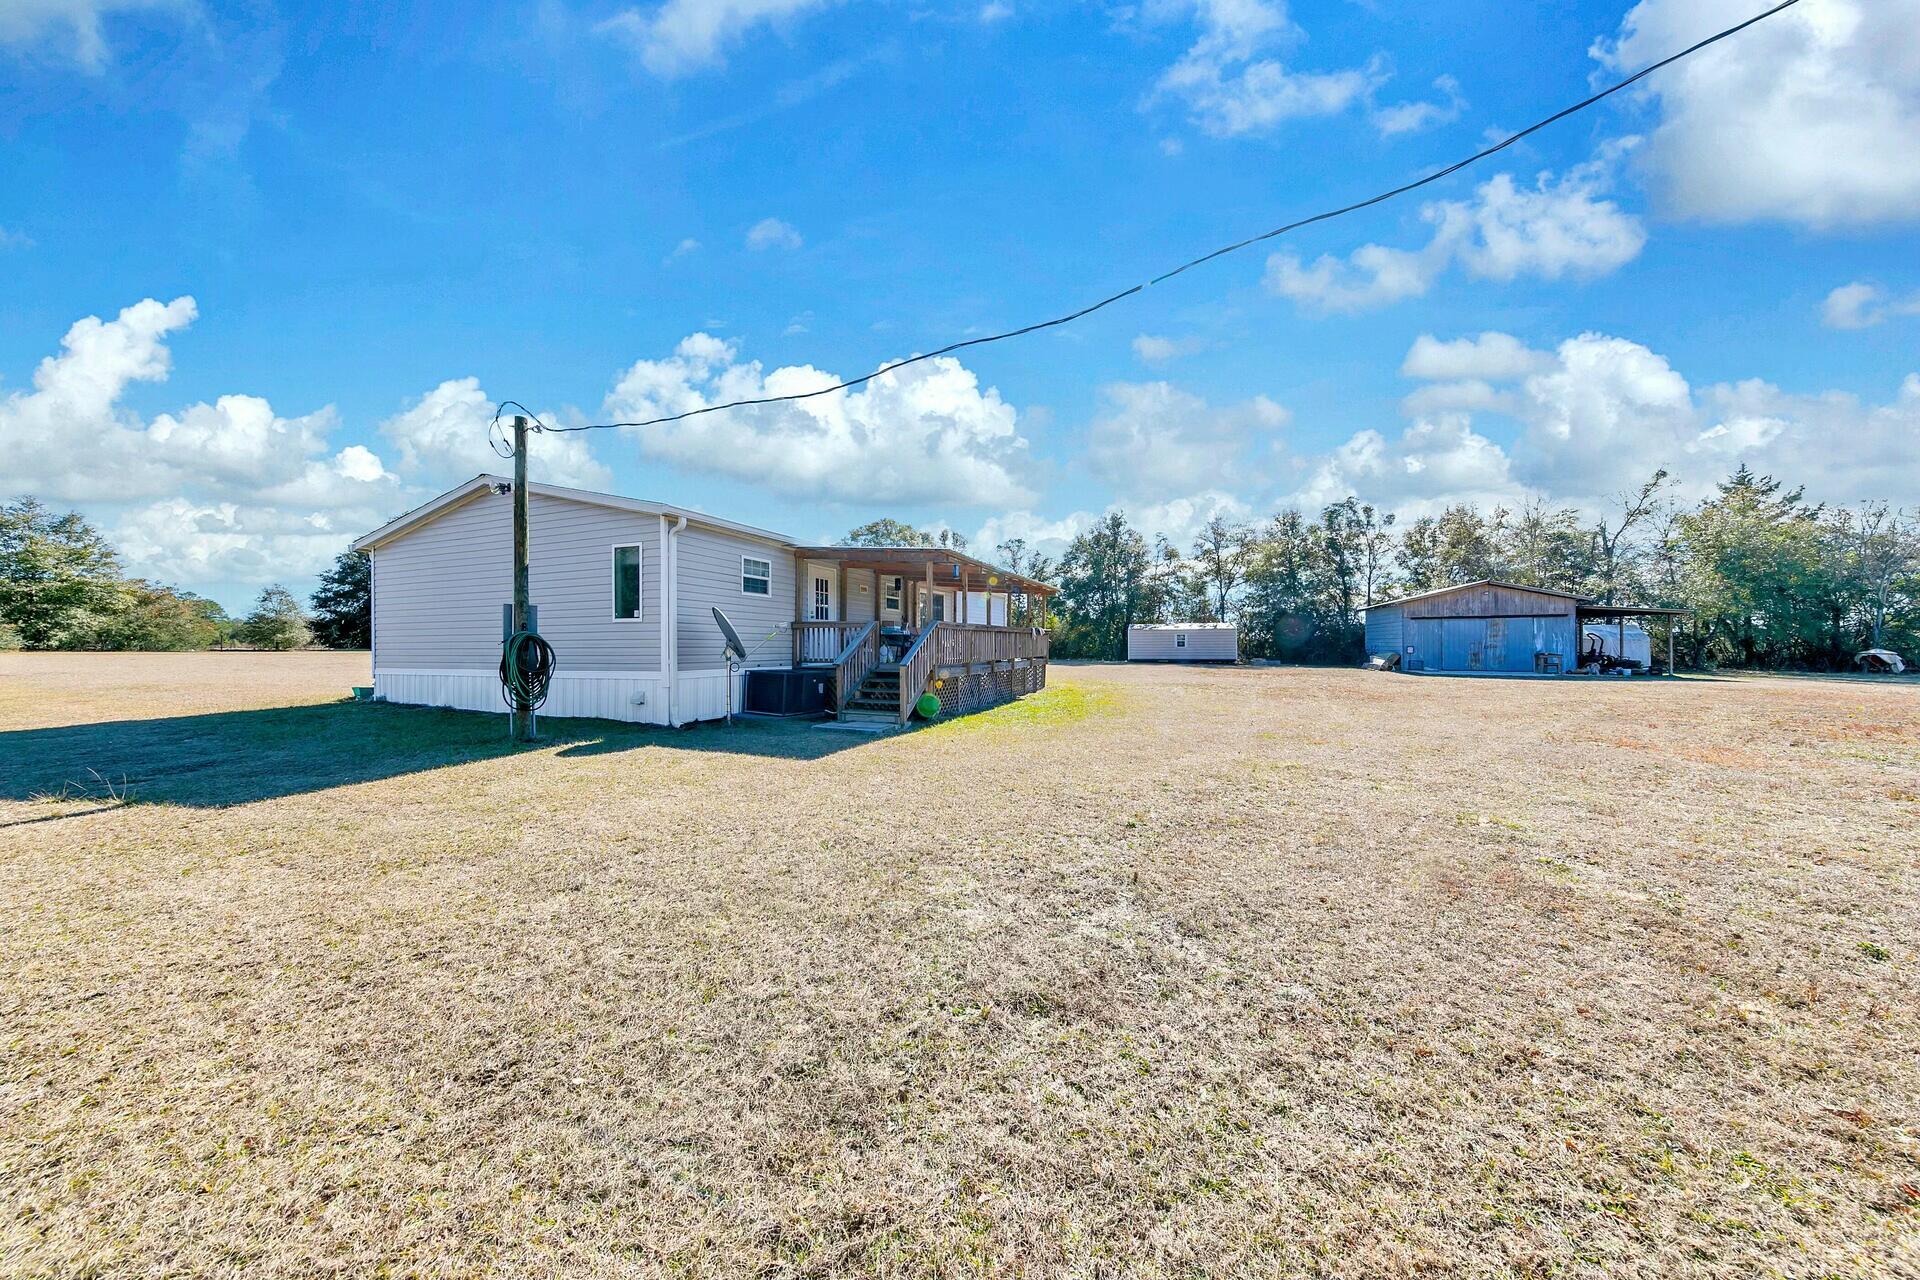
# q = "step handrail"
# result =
<box><xmin>831</xmin><ymin>621</ymin><xmax>880</xmax><ymax>714</ymax></box>
<box><xmin>895</xmin><ymin>622</ymin><xmax>941</xmax><ymax>725</ymax></box>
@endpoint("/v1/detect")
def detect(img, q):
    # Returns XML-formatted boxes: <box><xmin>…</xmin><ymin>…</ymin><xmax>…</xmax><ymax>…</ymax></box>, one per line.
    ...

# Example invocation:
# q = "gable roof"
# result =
<box><xmin>1358</xmin><ymin>579</ymin><xmax>1590</xmax><ymax>612</ymax></box>
<box><xmin>350</xmin><ymin>475</ymin><xmax>796</xmax><ymax>553</ymax></box>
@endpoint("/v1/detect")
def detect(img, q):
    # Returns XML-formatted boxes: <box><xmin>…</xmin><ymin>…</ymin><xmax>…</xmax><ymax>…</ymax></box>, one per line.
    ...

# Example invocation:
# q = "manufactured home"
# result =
<box><xmin>1361</xmin><ymin>580</ymin><xmax>1681</xmax><ymax>675</ymax></box>
<box><xmin>350</xmin><ymin>476</ymin><xmax>1055</xmax><ymax>727</ymax></box>
<box><xmin>1127</xmin><ymin>622</ymin><xmax>1238</xmax><ymax>663</ymax></box>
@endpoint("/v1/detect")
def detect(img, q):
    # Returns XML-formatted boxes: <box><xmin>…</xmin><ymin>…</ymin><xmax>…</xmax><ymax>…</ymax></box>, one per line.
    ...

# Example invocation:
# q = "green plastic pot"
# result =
<box><xmin>915</xmin><ymin>692</ymin><xmax>942</xmax><ymax>719</ymax></box>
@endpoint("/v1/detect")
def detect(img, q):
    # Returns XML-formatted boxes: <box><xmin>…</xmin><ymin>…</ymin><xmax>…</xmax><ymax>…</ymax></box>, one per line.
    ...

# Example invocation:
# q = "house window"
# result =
<box><xmin>813</xmin><ymin>575</ymin><xmax>832</xmax><ymax>621</ymax></box>
<box><xmin>741</xmin><ymin>556</ymin><xmax>771</xmax><ymax>596</ymax></box>
<box><xmin>612</xmin><ymin>545</ymin><xmax>641</xmax><ymax>620</ymax></box>
<box><xmin>1175</xmin><ymin>633</ymin><xmax>1187</xmax><ymax>648</ymax></box>
<box><xmin>931</xmin><ymin>593</ymin><xmax>945</xmax><ymax>622</ymax></box>
<box><xmin>884</xmin><ymin>576</ymin><xmax>902</xmax><ymax>613</ymax></box>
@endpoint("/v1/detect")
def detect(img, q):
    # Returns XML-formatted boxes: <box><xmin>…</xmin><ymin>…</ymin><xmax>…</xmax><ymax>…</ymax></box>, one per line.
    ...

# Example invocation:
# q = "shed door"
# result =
<box><xmin>1438</xmin><ymin>619</ymin><xmax>1485</xmax><ymax>671</ymax></box>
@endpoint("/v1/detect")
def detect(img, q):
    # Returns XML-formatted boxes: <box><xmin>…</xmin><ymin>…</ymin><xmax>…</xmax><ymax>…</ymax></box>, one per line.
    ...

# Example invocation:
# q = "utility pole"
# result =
<box><xmin>511</xmin><ymin>414</ymin><xmax>534</xmax><ymax>742</ymax></box>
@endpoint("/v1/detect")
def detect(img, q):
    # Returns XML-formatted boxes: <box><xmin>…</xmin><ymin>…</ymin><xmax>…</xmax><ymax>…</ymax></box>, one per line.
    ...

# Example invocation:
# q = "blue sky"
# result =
<box><xmin>4</xmin><ymin>0</ymin><xmax>1919</xmax><ymax>610</ymax></box>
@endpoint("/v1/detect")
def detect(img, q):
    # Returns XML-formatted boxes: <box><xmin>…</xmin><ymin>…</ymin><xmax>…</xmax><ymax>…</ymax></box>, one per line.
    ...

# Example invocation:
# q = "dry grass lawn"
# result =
<box><xmin>2</xmin><ymin>652</ymin><xmax>1917</xmax><ymax>1278</ymax></box>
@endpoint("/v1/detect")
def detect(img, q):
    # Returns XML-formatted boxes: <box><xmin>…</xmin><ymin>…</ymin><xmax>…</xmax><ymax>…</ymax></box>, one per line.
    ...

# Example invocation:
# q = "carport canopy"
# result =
<box><xmin>1575</xmin><ymin>604</ymin><xmax>1689</xmax><ymax>671</ymax></box>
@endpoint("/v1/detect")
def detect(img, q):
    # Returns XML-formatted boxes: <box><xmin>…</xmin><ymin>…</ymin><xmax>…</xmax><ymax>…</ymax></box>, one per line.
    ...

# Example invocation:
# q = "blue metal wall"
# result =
<box><xmin>1404</xmin><ymin>616</ymin><xmax>1576</xmax><ymax>672</ymax></box>
<box><xmin>1363</xmin><ymin>605</ymin><xmax>1404</xmax><ymax>656</ymax></box>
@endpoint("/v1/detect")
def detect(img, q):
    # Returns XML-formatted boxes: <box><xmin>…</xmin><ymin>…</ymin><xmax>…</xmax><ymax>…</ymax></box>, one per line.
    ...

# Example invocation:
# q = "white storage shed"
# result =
<box><xmin>1127</xmin><ymin>622</ymin><xmax>1239</xmax><ymax>663</ymax></box>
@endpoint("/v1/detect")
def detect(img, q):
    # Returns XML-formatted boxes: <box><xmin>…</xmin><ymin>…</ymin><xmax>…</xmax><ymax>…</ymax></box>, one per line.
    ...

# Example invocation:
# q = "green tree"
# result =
<box><xmin>1053</xmin><ymin>512</ymin><xmax>1171</xmax><ymax>659</ymax></box>
<box><xmin>841</xmin><ymin>518</ymin><xmax>935</xmax><ymax>547</ymax></box>
<box><xmin>0</xmin><ymin>497</ymin><xmax>129</xmax><ymax>649</ymax></box>
<box><xmin>238</xmin><ymin>585</ymin><xmax>312</xmax><ymax>651</ymax></box>
<box><xmin>1493</xmin><ymin>500</ymin><xmax>1591</xmax><ymax>592</ymax></box>
<box><xmin>95</xmin><ymin>582</ymin><xmax>229</xmax><ymax>651</ymax></box>
<box><xmin>1676</xmin><ymin>467</ymin><xmax>1827</xmax><ymax>667</ymax></box>
<box><xmin>310</xmin><ymin>550</ymin><xmax>372</xmax><ymax>649</ymax></box>
<box><xmin>1190</xmin><ymin>515</ymin><xmax>1252</xmax><ymax>621</ymax></box>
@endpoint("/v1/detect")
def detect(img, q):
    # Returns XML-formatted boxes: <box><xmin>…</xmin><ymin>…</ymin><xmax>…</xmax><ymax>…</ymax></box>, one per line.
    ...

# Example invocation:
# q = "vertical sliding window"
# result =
<box><xmin>612</xmin><ymin>545</ymin><xmax>641</xmax><ymax>619</ymax></box>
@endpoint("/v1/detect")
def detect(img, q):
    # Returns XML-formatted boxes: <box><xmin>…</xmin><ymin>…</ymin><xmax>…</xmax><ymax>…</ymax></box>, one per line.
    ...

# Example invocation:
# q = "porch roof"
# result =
<box><xmin>792</xmin><ymin>546</ymin><xmax>1058</xmax><ymax>596</ymax></box>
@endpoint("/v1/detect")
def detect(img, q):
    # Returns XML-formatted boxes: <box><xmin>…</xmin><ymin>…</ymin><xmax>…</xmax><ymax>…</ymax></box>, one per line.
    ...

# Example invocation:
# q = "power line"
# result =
<box><xmin>501</xmin><ymin>0</ymin><xmax>1801</xmax><ymax>440</ymax></box>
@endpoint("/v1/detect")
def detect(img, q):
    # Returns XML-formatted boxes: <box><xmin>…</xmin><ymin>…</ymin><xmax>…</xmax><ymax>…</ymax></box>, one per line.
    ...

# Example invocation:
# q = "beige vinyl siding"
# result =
<box><xmin>373</xmin><ymin>489</ymin><xmax>662</xmax><ymax>671</ymax></box>
<box><xmin>675</xmin><ymin>526</ymin><xmax>795</xmax><ymax>669</ymax></box>
<box><xmin>844</xmin><ymin>568</ymin><xmax>876</xmax><ymax>623</ymax></box>
<box><xmin>1127</xmin><ymin>625</ymin><xmax>1238</xmax><ymax>661</ymax></box>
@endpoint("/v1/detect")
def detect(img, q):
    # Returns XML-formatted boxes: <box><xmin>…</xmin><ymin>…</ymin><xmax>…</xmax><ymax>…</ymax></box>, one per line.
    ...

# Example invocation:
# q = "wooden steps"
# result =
<box><xmin>839</xmin><ymin>665</ymin><xmax>904</xmax><ymax>723</ymax></box>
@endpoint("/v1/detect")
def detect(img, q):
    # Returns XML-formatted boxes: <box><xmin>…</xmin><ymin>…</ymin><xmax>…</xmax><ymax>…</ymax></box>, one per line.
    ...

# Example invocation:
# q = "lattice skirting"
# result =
<box><xmin>930</xmin><ymin>658</ymin><xmax>1048</xmax><ymax>716</ymax></box>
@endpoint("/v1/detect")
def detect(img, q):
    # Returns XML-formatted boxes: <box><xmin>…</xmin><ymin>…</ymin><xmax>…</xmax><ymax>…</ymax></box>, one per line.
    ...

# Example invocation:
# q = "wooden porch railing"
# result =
<box><xmin>895</xmin><ymin>624</ymin><xmax>1050</xmax><ymax>724</ymax></box>
<box><xmin>932</xmin><ymin>623</ymin><xmax>1051</xmax><ymax>666</ymax></box>
<box><xmin>794</xmin><ymin>619</ymin><xmax>867</xmax><ymax>665</ymax></box>
<box><xmin>831</xmin><ymin>621</ymin><xmax>880</xmax><ymax>714</ymax></box>
<box><xmin>896</xmin><ymin>623</ymin><xmax>940</xmax><ymax>725</ymax></box>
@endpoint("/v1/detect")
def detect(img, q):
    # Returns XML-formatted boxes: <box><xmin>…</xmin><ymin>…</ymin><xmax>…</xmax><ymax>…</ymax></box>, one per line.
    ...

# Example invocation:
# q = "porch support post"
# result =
<box><xmin>793</xmin><ymin>552</ymin><xmax>806</xmax><ymax>664</ymax></box>
<box><xmin>961</xmin><ymin>568</ymin><xmax>970</xmax><ymax>624</ymax></box>
<box><xmin>838</xmin><ymin>562</ymin><xmax>848</xmax><ymax>622</ymax></box>
<box><xmin>924</xmin><ymin>561</ymin><xmax>935</xmax><ymax>626</ymax></box>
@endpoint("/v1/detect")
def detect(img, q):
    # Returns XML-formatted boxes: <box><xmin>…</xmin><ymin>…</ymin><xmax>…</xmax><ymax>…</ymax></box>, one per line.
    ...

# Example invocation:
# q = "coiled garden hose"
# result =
<box><xmin>500</xmin><ymin>630</ymin><xmax>556</xmax><ymax>712</ymax></box>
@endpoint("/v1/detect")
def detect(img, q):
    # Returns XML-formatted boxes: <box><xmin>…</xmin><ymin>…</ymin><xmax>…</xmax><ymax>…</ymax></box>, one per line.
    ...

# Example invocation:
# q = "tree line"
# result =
<box><xmin>1005</xmin><ymin>468</ymin><xmax>1918</xmax><ymax>670</ymax></box>
<box><xmin>11</xmin><ymin>468</ymin><xmax>1917</xmax><ymax>671</ymax></box>
<box><xmin>0</xmin><ymin>498</ymin><xmax>370</xmax><ymax>652</ymax></box>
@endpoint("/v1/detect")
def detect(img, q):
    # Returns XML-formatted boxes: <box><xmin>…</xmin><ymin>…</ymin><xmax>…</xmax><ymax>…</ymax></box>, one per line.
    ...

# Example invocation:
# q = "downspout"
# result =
<box><xmin>665</xmin><ymin>514</ymin><xmax>687</xmax><ymax>724</ymax></box>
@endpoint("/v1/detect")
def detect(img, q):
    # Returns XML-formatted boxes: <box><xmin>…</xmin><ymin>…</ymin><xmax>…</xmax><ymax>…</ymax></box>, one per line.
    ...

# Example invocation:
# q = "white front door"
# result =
<box><xmin>811</xmin><ymin>573</ymin><xmax>835</xmax><ymax>621</ymax></box>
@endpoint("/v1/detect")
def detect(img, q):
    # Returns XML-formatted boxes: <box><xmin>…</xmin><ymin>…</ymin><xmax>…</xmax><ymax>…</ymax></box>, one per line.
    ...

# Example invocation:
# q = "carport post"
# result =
<box><xmin>1667</xmin><ymin>624</ymin><xmax>1675</xmax><ymax>676</ymax></box>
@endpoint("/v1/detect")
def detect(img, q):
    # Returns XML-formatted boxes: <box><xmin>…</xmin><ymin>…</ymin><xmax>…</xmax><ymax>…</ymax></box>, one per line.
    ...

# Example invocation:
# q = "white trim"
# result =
<box><xmin>610</xmin><ymin>542</ymin><xmax>644</xmax><ymax>621</ymax></box>
<box><xmin>741</xmin><ymin>554</ymin><xmax>773</xmax><ymax>596</ymax></box>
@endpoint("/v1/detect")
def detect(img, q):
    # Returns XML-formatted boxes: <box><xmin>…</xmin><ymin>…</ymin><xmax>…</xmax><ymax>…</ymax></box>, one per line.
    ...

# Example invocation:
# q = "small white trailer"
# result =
<box><xmin>1127</xmin><ymin>622</ymin><xmax>1239</xmax><ymax>663</ymax></box>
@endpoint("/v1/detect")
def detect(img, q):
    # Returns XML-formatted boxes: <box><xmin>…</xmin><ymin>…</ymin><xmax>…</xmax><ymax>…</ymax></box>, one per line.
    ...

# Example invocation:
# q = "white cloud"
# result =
<box><xmin>0</xmin><ymin>225</ymin><xmax>33</xmax><ymax>250</ymax></box>
<box><xmin>596</xmin><ymin>0</ymin><xmax>831</xmax><ymax>77</ymax></box>
<box><xmin>114</xmin><ymin>498</ymin><xmax>356</xmax><ymax>587</ymax></box>
<box><xmin>379</xmin><ymin>377</ymin><xmax>612</xmax><ymax>491</ymax></box>
<box><xmin>1372</xmin><ymin>74</ymin><xmax>1463</xmax><ymax>137</ymax></box>
<box><xmin>1385</xmin><ymin>328</ymin><xmax>1920</xmax><ymax>507</ymax></box>
<box><xmin>972</xmin><ymin>508</ymin><xmax>1094</xmax><ymax>562</ymax></box>
<box><xmin>1820</xmin><ymin>281</ymin><xmax>1920</xmax><ymax>330</ymax></box>
<box><xmin>1287</xmin><ymin>414</ymin><xmax>1529</xmax><ymax>515</ymax></box>
<box><xmin>744</xmin><ymin>217</ymin><xmax>802</xmax><ymax>251</ymax></box>
<box><xmin>1151</xmin><ymin>0</ymin><xmax>1387</xmax><ymax>137</ymax></box>
<box><xmin>0</xmin><ymin>296</ymin><xmax>415</xmax><ymax>592</ymax></box>
<box><xmin>604</xmin><ymin>334</ymin><xmax>1034</xmax><ymax>507</ymax></box>
<box><xmin>1086</xmin><ymin>380</ymin><xmax>1287</xmax><ymax>500</ymax></box>
<box><xmin>1131</xmin><ymin>490</ymin><xmax>1255</xmax><ymax>548</ymax></box>
<box><xmin>1265</xmin><ymin>156</ymin><xmax>1645</xmax><ymax>314</ymax></box>
<box><xmin>1401</xmin><ymin>331</ymin><xmax>1553</xmax><ymax>382</ymax></box>
<box><xmin>665</xmin><ymin>237</ymin><xmax>701</xmax><ymax>263</ymax></box>
<box><xmin>0</xmin><ymin>0</ymin><xmax>177</xmax><ymax>70</ymax></box>
<box><xmin>1596</xmin><ymin>0</ymin><xmax>1920</xmax><ymax>227</ymax></box>
<box><xmin>1131</xmin><ymin>333</ymin><xmax>1204</xmax><ymax>363</ymax></box>
<box><xmin>978</xmin><ymin>1</ymin><xmax>1011</xmax><ymax>22</ymax></box>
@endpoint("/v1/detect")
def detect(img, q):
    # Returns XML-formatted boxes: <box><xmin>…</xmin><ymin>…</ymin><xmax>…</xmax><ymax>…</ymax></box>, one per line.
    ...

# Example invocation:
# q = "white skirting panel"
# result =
<box><xmin>374</xmin><ymin>668</ymin><xmax>671</xmax><ymax>726</ymax></box>
<box><xmin>672</xmin><ymin>668</ymin><xmax>749</xmax><ymax>726</ymax></box>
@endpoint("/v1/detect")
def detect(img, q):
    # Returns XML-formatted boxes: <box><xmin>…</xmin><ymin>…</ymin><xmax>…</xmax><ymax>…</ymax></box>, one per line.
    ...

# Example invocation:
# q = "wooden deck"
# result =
<box><xmin>793</xmin><ymin>621</ymin><xmax>1051</xmax><ymax>725</ymax></box>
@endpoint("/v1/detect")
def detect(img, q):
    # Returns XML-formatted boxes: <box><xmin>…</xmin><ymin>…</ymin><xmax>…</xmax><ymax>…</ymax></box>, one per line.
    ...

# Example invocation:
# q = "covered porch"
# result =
<box><xmin>783</xmin><ymin>547</ymin><xmax>1057</xmax><ymax>726</ymax></box>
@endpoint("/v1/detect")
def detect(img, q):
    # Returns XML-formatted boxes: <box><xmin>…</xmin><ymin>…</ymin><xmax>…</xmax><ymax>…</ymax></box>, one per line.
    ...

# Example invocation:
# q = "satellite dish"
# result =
<box><xmin>712</xmin><ymin>607</ymin><xmax>747</xmax><ymax>662</ymax></box>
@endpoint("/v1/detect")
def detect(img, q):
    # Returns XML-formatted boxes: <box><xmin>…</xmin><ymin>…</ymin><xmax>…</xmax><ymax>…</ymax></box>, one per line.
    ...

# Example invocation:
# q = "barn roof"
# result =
<box><xmin>1359</xmin><ymin>579</ymin><xmax>1589</xmax><ymax>611</ymax></box>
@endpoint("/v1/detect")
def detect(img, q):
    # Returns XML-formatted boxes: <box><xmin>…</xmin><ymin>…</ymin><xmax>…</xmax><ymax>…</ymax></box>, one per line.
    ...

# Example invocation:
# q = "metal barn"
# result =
<box><xmin>1362</xmin><ymin>580</ymin><xmax>1680</xmax><ymax>674</ymax></box>
<box><xmin>1127</xmin><ymin>622</ymin><xmax>1239</xmax><ymax>663</ymax></box>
